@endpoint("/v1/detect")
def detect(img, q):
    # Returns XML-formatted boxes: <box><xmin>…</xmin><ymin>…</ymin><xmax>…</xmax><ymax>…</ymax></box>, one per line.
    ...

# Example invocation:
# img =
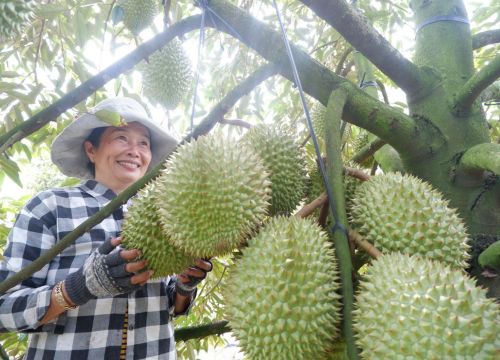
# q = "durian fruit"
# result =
<box><xmin>0</xmin><ymin>0</ymin><xmax>34</xmax><ymax>39</ymax></box>
<box><xmin>242</xmin><ymin>125</ymin><xmax>307</xmax><ymax>215</ymax></box>
<box><xmin>154</xmin><ymin>133</ymin><xmax>271</xmax><ymax>258</ymax></box>
<box><xmin>311</xmin><ymin>102</ymin><xmax>326</xmax><ymax>138</ymax></box>
<box><xmin>117</xmin><ymin>0</ymin><xmax>159</xmax><ymax>35</ymax></box>
<box><xmin>224</xmin><ymin>217</ymin><xmax>342</xmax><ymax>360</ymax></box>
<box><xmin>121</xmin><ymin>182</ymin><xmax>195</xmax><ymax>278</ymax></box>
<box><xmin>354</xmin><ymin>253</ymin><xmax>500</xmax><ymax>359</ymax></box>
<box><xmin>351</xmin><ymin>129</ymin><xmax>374</xmax><ymax>168</ymax></box>
<box><xmin>140</xmin><ymin>38</ymin><xmax>193</xmax><ymax>109</ymax></box>
<box><xmin>350</xmin><ymin>172</ymin><xmax>470</xmax><ymax>269</ymax></box>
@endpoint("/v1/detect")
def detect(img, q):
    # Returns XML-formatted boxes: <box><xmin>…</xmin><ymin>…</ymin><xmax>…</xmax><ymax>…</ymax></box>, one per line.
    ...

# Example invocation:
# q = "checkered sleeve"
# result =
<box><xmin>0</xmin><ymin>191</ymin><xmax>58</xmax><ymax>332</ymax></box>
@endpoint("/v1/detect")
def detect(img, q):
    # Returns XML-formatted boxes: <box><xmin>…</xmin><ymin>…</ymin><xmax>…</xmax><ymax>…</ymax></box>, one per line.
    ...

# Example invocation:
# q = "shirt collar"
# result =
<box><xmin>80</xmin><ymin>180</ymin><xmax>117</xmax><ymax>202</ymax></box>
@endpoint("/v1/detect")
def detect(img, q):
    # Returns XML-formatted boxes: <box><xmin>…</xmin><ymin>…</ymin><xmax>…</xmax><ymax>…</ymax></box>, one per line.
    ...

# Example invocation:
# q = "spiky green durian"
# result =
<box><xmin>354</xmin><ymin>253</ymin><xmax>500</xmax><ymax>359</ymax></box>
<box><xmin>224</xmin><ymin>217</ymin><xmax>342</xmax><ymax>360</ymax></box>
<box><xmin>140</xmin><ymin>38</ymin><xmax>192</xmax><ymax>109</ymax></box>
<box><xmin>242</xmin><ymin>125</ymin><xmax>307</xmax><ymax>215</ymax></box>
<box><xmin>121</xmin><ymin>182</ymin><xmax>195</xmax><ymax>278</ymax></box>
<box><xmin>350</xmin><ymin>172</ymin><xmax>470</xmax><ymax>268</ymax></box>
<box><xmin>351</xmin><ymin>129</ymin><xmax>374</xmax><ymax>168</ymax></box>
<box><xmin>154</xmin><ymin>133</ymin><xmax>271</xmax><ymax>258</ymax></box>
<box><xmin>311</xmin><ymin>102</ymin><xmax>326</xmax><ymax>138</ymax></box>
<box><xmin>118</xmin><ymin>0</ymin><xmax>159</xmax><ymax>35</ymax></box>
<box><xmin>0</xmin><ymin>0</ymin><xmax>34</xmax><ymax>39</ymax></box>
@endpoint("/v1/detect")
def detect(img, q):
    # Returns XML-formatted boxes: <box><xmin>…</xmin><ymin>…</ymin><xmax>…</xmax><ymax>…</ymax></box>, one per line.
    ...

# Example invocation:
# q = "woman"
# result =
<box><xmin>0</xmin><ymin>97</ymin><xmax>212</xmax><ymax>359</ymax></box>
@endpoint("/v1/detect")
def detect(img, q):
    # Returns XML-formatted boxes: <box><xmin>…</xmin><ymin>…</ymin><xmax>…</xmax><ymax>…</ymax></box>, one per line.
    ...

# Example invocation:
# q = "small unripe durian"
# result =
<box><xmin>350</xmin><ymin>172</ymin><xmax>470</xmax><ymax>268</ymax></box>
<box><xmin>140</xmin><ymin>39</ymin><xmax>193</xmax><ymax>109</ymax></box>
<box><xmin>242</xmin><ymin>125</ymin><xmax>307</xmax><ymax>215</ymax></box>
<box><xmin>154</xmin><ymin>133</ymin><xmax>271</xmax><ymax>258</ymax></box>
<box><xmin>224</xmin><ymin>217</ymin><xmax>342</xmax><ymax>360</ymax></box>
<box><xmin>354</xmin><ymin>253</ymin><xmax>500</xmax><ymax>359</ymax></box>
<box><xmin>118</xmin><ymin>0</ymin><xmax>159</xmax><ymax>35</ymax></box>
<box><xmin>121</xmin><ymin>182</ymin><xmax>195</xmax><ymax>278</ymax></box>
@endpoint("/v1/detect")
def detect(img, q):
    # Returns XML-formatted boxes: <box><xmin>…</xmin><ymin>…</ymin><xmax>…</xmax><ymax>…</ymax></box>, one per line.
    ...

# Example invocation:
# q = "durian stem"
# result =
<box><xmin>344</xmin><ymin>167</ymin><xmax>370</xmax><ymax>181</ymax></box>
<box><xmin>324</xmin><ymin>89</ymin><xmax>360</xmax><ymax>360</ymax></box>
<box><xmin>348</xmin><ymin>230</ymin><xmax>382</xmax><ymax>259</ymax></box>
<box><xmin>219</xmin><ymin>118</ymin><xmax>252</xmax><ymax>129</ymax></box>
<box><xmin>295</xmin><ymin>192</ymin><xmax>328</xmax><ymax>218</ymax></box>
<box><xmin>174</xmin><ymin>320</ymin><xmax>231</xmax><ymax>342</ymax></box>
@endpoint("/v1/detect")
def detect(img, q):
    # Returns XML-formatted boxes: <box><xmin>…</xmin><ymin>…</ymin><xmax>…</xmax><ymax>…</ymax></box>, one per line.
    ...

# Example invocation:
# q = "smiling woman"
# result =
<box><xmin>0</xmin><ymin>97</ymin><xmax>214</xmax><ymax>360</ymax></box>
<box><xmin>83</xmin><ymin>123</ymin><xmax>153</xmax><ymax>194</ymax></box>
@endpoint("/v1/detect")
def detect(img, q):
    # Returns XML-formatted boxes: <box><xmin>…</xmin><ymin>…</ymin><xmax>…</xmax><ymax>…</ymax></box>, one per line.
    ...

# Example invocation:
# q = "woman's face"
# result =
<box><xmin>84</xmin><ymin>122</ymin><xmax>152</xmax><ymax>193</ymax></box>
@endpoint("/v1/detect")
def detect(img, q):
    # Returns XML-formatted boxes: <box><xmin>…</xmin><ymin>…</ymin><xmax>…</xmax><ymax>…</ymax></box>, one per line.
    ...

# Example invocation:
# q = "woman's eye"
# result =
<box><xmin>117</xmin><ymin>135</ymin><xmax>128</xmax><ymax>142</ymax></box>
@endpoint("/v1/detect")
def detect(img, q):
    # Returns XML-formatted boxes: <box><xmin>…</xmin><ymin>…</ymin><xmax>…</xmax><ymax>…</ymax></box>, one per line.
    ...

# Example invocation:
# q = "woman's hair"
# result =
<box><xmin>85</xmin><ymin>127</ymin><xmax>107</xmax><ymax>178</ymax></box>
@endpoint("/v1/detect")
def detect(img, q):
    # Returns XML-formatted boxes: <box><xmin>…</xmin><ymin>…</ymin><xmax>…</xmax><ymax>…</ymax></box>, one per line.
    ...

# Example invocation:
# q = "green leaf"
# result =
<box><xmin>0</xmin><ymin>156</ymin><xmax>22</xmax><ymax>187</ymax></box>
<box><xmin>94</xmin><ymin>109</ymin><xmax>124</xmax><ymax>127</ymax></box>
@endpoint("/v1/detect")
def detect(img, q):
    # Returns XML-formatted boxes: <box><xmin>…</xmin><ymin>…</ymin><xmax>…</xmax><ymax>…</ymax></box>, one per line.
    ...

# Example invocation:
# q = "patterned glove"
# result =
<box><xmin>65</xmin><ymin>238</ymin><xmax>141</xmax><ymax>305</ymax></box>
<box><xmin>175</xmin><ymin>259</ymin><xmax>213</xmax><ymax>297</ymax></box>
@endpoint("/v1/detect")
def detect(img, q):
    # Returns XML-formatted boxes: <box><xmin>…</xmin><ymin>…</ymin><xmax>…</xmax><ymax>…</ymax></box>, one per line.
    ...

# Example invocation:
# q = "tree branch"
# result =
<box><xmin>456</xmin><ymin>143</ymin><xmax>500</xmax><ymax>175</ymax></box>
<box><xmin>187</xmin><ymin>63</ymin><xmax>277</xmax><ymax>139</ymax></box>
<box><xmin>207</xmin><ymin>0</ymin><xmax>426</xmax><ymax>156</ymax></box>
<box><xmin>174</xmin><ymin>320</ymin><xmax>231</xmax><ymax>342</ymax></box>
<box><xmin>453</xmin><ymin>54</ymin><xmax>500</xmax><ymax>115</ymax></box>
<box><xmin>0</xmin><ymin>15</ymin><xmax>203</xmax><ymax>154</ymax></box>
<box><xmin>0</xmin><ymin>62</ymin><xmax>277</xmax><ymax>294</ymax></box>
<box><xmin>472</xmin><ymin>29</ymin><xmax>500</xmax><ymax>50</ymax></box>
<box><xmin>299</xmin><ymin>0</ymin><xmax>425</xmax><ymax>96</ymax></box>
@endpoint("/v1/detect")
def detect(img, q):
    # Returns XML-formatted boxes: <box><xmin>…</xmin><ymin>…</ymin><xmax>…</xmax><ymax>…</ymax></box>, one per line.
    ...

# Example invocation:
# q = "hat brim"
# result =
<box><xmin>51</xmin><ymin>108</ymin><xmax>178</xmax><ymax>180</ymax></box>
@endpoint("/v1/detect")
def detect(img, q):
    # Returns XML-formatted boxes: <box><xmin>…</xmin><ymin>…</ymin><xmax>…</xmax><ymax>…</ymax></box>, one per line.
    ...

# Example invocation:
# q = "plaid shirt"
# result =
<box><xmin>0</xmin><ymin>180</ymin><xmax>190</xmax><ymax>360</ymax></box>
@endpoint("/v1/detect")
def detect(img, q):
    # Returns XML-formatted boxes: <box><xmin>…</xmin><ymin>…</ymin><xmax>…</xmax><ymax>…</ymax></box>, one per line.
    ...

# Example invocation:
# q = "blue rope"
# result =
<box><xmin>271</xmin><ymin>0</ymin><xmax>347</xmax><ymax>236</ymax></box>
<box><xmin>416</xmin><ymin>15</ymin><xmax>469</xmax><ymax>33</ymax></box>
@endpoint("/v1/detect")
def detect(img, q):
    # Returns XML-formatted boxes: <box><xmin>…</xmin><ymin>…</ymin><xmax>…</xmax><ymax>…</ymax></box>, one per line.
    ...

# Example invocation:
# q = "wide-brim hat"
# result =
<box><xmin>51</xmin><ymin>97</ymin><xmax>178</xmax><ymax>179</ymax></box>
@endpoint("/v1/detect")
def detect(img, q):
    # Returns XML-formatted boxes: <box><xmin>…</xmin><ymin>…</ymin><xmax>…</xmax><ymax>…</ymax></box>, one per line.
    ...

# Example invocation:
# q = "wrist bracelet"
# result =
<box><xmin>54</xmin><ymin>281</ymin><xmax>78</xmax><ymax>310</ymax></box>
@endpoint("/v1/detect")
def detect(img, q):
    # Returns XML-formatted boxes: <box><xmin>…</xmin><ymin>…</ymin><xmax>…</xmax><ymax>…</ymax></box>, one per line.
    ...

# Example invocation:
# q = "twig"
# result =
<box><xmin>295</xmin><ymin>192</ymin><xmax>328</xmax><ymax>218</ymax></box>
<box><xmin>349</xmin><ymin>230</ymin><xmax>382</xmax><ymax>259</ymax></box>
<box><xmin>376</xmin><ymin>79</ymin><xmax>389</xmax><ymax>104</ymax></box>
<box><xmin>318</xmin><ymin>196</ymin><xmax>330</xmax><ymax>227</ymax></box>
<box><xmin>340</xmin><ymin>60</ymin><xmax>354</xmax><ymax>77</ymax></box>
<box><xmin>344</xmin><ymin>166</ymin><xmax>370</xmax><ymax>181</ymax></box>
<box><xmin>219</xmin><ymin>118</ymin><xmax>252</xmax><ymax>129</ymax></box>
<box><xmin>335</xmin><ymin>47</ymin><xmax>353</xmax><ymax>75</ymax></box>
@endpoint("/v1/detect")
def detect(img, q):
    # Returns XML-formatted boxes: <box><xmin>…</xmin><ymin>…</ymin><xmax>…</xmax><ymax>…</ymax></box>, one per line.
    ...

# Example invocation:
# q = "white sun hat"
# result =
<box><xmin>51</xmin><ymin>97</ymin><xmax>178</xmax><ymax>179</ymax></box>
